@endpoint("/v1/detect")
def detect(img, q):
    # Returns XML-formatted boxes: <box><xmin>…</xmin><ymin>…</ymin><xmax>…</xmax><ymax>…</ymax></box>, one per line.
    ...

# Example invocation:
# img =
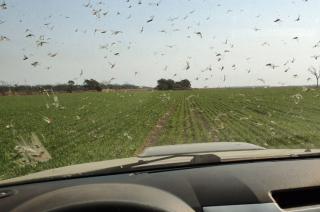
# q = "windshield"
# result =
<box><xmin>1</xmin><ymin>0</ymin><xmax>320</xmax><ymax>180</ymax></box>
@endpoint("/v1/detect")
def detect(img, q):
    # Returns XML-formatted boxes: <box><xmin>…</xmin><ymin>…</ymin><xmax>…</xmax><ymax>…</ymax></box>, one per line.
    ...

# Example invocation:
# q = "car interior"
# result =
<box><xmin>1</xmin><ymin>143</ymin><xmax>320</xmax><ymax>212</ymax></box>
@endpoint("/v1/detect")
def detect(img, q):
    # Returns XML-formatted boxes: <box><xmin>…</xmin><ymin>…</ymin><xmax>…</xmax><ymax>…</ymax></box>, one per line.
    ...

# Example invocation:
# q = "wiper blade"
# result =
<box><xmin>81</xmin><ymin>151</ymin><xmax>320</xmax><ymax>177</ymax></box>
<box><xmin>291</xmin><ymin>151</ymin><xmax>320</xmax><ymax>158</ymax></box>
<box><xmin>81</xmin><ymin>154</ymin><xmax>221</xmax><ymax>176</ymax></box>
<box><xmin>3</xmin><ymin>151</ymin><xmax>320</xmax><ymax>187</ymax></box>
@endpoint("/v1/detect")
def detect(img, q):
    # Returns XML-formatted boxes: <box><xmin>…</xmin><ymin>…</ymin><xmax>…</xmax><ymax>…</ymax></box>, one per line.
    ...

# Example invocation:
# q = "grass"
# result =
<box><xmin>1</xmin><ymin>87</ymin><xmax>320</xmax><ymax>179</ymax></box>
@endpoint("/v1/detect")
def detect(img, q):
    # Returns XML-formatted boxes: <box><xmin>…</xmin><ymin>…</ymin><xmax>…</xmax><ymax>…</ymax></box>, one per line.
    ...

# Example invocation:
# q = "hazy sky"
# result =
<box><xmin>1</xmin><ymin>0</ymin><xmax>320</xmax><ymax>88</ymax></box>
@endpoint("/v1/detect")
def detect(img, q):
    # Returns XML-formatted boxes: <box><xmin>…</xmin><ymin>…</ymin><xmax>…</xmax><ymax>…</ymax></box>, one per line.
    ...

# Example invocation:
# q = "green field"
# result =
<box><xmin>1</xmin><ymin>87</ymin><xmax>320</xmax><ymax>179</ymax></box>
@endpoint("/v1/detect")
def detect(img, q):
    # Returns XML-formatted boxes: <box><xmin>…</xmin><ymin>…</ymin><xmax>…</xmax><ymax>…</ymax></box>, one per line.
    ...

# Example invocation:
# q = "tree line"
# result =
<box><xmin>0</xmin><ymin>78</ymin><xmax>192</xmax><ymax>96</ymax></box>
<box><xmin>0</xmin><ymin>79</ymin><xmax>143</xmax><ymax>95</ymax></box>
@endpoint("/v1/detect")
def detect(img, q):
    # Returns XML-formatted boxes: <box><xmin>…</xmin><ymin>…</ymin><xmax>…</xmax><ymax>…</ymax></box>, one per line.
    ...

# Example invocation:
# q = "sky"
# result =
<box><xmin>1</xmin><ymin>0</ymin><xmax>320</xmax><ymax>88</ymax></box>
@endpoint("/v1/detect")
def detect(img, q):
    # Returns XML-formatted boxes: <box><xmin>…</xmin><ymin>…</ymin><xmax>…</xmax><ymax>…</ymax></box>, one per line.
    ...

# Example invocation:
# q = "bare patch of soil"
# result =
<box><xmin>135</xmin><ymin>107</ymin><xmax>175</xmax><ymax>155</ymax></box>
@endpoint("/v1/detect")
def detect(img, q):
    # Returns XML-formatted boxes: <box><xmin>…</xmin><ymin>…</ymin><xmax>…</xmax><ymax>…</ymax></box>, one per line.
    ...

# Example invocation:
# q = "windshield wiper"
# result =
<box><xmin>80</xmin><ymin>150</ymin><xmax>320</xmax><ymax>177</ymax></box>
<box><xmin>80</xmin><ymin>153</ymin><xmax>221</xmax><ymax>177</ymax></box>
<box><xmin>0</xmin><ymin>154</ymin><xmax>222</xmax><ymax>187</ymax></box>
<box><xmin>3</xmin><ymin>151</ymin><xmax>320</xmax><ymax>187</ymax></box>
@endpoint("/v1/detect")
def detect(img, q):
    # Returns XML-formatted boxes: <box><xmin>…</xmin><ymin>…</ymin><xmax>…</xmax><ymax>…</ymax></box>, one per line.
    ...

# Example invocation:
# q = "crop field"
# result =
<box><xmin>1</xmin><ymin>87</ymin><xmax>320</xmax><ymax>179</ymax></box>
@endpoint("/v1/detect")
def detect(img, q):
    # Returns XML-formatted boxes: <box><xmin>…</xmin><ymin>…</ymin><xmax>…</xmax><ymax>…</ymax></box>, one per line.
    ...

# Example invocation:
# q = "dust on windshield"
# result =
<box><xmin>1</xmin><ymin>0</ymin><xmax>320</xmax><ymax>180</ymax></box>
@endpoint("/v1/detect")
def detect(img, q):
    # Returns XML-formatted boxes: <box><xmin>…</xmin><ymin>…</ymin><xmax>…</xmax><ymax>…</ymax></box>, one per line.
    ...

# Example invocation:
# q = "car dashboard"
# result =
<box><xmin>1</xmin><ymin>158</ymin><xmax>320</xmax><ymax>211</ymax></box>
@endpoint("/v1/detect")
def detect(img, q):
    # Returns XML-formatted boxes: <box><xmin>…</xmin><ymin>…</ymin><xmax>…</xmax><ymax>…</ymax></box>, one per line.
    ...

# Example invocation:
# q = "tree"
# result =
<box><xmin>156</xmin><ymin>79</ymin><xmax>191</xmax><ymax>90</ymax></box>
<box><xmin>156</xmin><ymin>79</ymin><xmax>169</xmax><ymax>90</ymax></box>
<box><xmin>176</xmin><ymin>79</ymin><xmax>191</xmax><ymax>89</ymax></box>
<box><xmin>156</xmin><ymin>79</ymin><xmax>175</xmax><ymax>90</ymax></box>
<box><xmin>83</xmin><ymin>79</ymin><xmax>102</xmax><ymax>91</ymax></box>
<box><xmin>68</xmin><ymin>80</ymin><xmax>75</xmax><ymax>86</ymax></box>
<box><xmin>308</xmin><ymin>66</ymin><xmax>320</xmax><ymax>88</ymax></box>
<box><xmin>67</xmin><ymin>80</ymin><xmax>75</xmax><ymax>93</ymax></box>
<box><xmin>167</xmin><ymin>79</ymin><xmax>175</xmax><ymax>89</ymax></box>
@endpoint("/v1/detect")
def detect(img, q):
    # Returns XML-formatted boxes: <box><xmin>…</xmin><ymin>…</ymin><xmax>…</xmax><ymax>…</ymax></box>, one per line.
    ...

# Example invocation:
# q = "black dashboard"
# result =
<box><xmin>2</xmin><ymin>158</ymin><xmax>320</xmax><ymax>211</ymax></box>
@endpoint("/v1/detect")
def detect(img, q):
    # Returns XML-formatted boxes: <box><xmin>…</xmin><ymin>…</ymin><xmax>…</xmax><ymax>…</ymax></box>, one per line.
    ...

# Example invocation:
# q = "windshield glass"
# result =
<box><xmin>1</xmin><ymin>0</ymin><xmax>320</xmax><ymax>180</ymax></box>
